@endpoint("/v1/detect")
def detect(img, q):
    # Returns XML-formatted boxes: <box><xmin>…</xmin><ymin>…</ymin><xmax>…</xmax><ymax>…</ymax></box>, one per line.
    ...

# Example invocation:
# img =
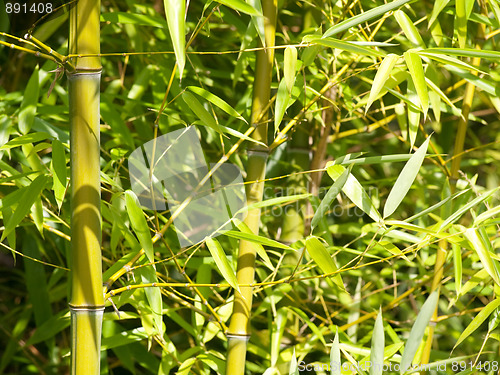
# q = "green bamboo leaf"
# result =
<box><xmin>0</xmin><ymin>132</ymin><xmax>52</xmax><ymax>150</ymax></box>
<box><xmin>163</xmin><ymin>0</ymin><xmax>186</xmax><ymax>77</ymax></box>
<box><xmin>383</xmin><ymin>136</ymin><xmax>430</xmax><ymax>218</ymax></box>
<box><xmin>216</xmin><ymin>0</ymin><xmax>261</xmax><ymax>16</ymax></box>
<box><xmin>51</xmin><ymin>139</ymin><xmax>67</xmax><ymax>209</ymax></box>
<box><xmin>428</xmin><ymin>0</ymin><xmax>451</xmax><ymax>27</ymax></box>
<box><xmin>400</xmin><ymin>291</ymin><xmax>439</xmax><ymax>374</ymax></box>
<box><xmin>205</xmin><ymin>238</ymin><xmax>239</xmax><ymax>291</ymax></box>
<box><xmin>304</xmin><ymin>36</ymin><xmax>385</xmax><ymax>58</ymax></box>
<box><xmin>289</xmin><ymin>348</ymin><xmax>299</xmax><ymax>375</ymax></box>
<box><xmin>330</xmin><ymin>327</ymin><xmax>341</xmax><ymax>375</ymax></box>
<box><xmin>453</xmin><ymin>298</ymin><xmax>500</xmax><ymax>350</ymax></box>
<box><xmin>418</xmin><ymin>51</ymin><xmax>484</xmax><ymax>74</ymax></box>
<box><xmin>125</xmin><ymin>190</ymin><xmax>154</xmax><ymax>263</ymax></box>
<box><xmin>234</xmin><ymin>219</ymin><xmax>274</xmax><ymax>270</ymax></box>
<box><xmin>284</xmin><ymin>46</ymin><xmax>297</xmax><ymax>93</ymax></box>
<box><xmin>444</xmin><ymin>65</ymin><xmax>500</xmax><ymax>96</ymax></box>
<box><xmin>464</xmin><ymin>227</ymin><xmax>500</xmax><ymax>286</ymax></box>
<box><xmin>305</xmin><ymin>236</ymin><xmax>345</xmax><ymax>291</ymax></box>
<box><xmin>275</xmin><ymin>79</ymin><xmax>290</xmax><ymax>132</ymax></box>
<box><xmin>425</xmin><ymin>77</ymin><xmax>460</xmax><ymax>117</ymax></box>
<box><xmin>289</xmin><ymin>306</ymin><xmax>327</xmax><ymax>346</ymax></box>
<box><xmin>271</xmin><ymin>309</ymin><xmax>287</xmax><ymax>366</ymax></box>
<box><xmin>1</xmin><ymin>175</ymin><xmax>48</xmax><ymax>241</ymax></box>
<box><xmin>438</xmin><ymin>188</ymin><xmax>498</xmax><ymax>232</ymax></box>
<box><xmin>326</xmin><ymin>163</ymin><xmax>382</xmax><ymax>222</ymax></box>
<box><xmin>323</xmin><ymin>0</ymin><xmax>412</xmax><ymax>37</ymax></box>
<box><xmin>19</xmin><ymin>65</ymin><xmax>40</xmax><ymax>135</ymax></box>
<box><xmin>311</xmin><ymin>165</ymin><xmax>350</xmax><ymax>231</ymax></box>
<box><xmin>242</xmin><ymin>193</ymin><xmax>312</xmax><ymax>212</ymax></box>
<box><xmin>366</xmin><ymin>54</ymin><xmax>400</xmax><ymax>113</ymax></box>
<box><xmin>425</xmin><ymin>64</ymin><xmax>441</xmax><ymax>123</ymax></box>
<box><xmin>406</xmin><ymin>74</ymin><xmax>420</xmax><ymax>148</ymax></box>
<box><xmin>187</xmin><ymin>86</ymin><xmax>247</xmax><ymax>123</ymax></box>
<box><xmin>182</xmin><ymin>91</ymin><xmax>223</xmax><ymax>134</ymax></box>
<box><xmin>404</xmin><ymin>51</ymin><xmax>429</xmax><ymax>118</ymax></box>
<box><xmin>370</xmin><ymin>308</ymin><xmax>384</xmax><ymax>375</ymax></box>
<box><xmin>224</xmin><ymin>229</ymin><xmax>294</xmax><ymax>251</ymax></box>
<box><xmin>424</xmin><ymin>47</ymin><xmax>500</xmax><ymax>60</ymax></box>
<box><xmin>455</xmin><ymin>0</ymin><xmax>467</xmax><ymax>48</ymax></box>
<box><xmin>453</xmin><ymin>241</ymin><xmax>462</xmax><ymax>295</ymax></box>
<box><xmin>393</xmin><ymin>10</ymin><xmax>426</xmax><ymax>47</ymax></box>
<box><xmin>101</xmin><ymin>12</ymin><xmax>167</xmax><ymax>28</ymax></box>
<box><xmin>138</xmin><ymin>265</ymin><xmax>164</xmax><ymax>336</ymax></box>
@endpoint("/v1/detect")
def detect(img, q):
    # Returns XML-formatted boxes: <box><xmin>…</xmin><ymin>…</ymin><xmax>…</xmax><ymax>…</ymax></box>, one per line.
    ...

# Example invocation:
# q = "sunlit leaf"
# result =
<box><xmin>370</xmin><ymin>308</ymin><xmax>384</xmax><ymax>375</ymax></box>
<box><xmin>205</xmin><ymin>237</ymin><xmax>239</xmax><ymax>291</ymax></box>
<box><xmin>304</xmin><ymin>36</ymin><xmax>385</xmax><ymax>58</ymax></box>
<box><xmin>216</xmin><ymin>0</ymin><xmax>261</xmax><ymax>16</ymax></box>
<box><xmin>404</xmin><ymin>51</ymin><xmax>429</xmax><ymax>118</ymax></box>
<box><xmin>464</xmin><ymin>227</ymin><xmax>500</xmax><ymax>286</ymax></box>
<box><xmin>125</xmin><ymin>190</ymin><xmax>154</xmax><ymax>263</ymax></box>
<box><xmin>331</xmin><ymin>327</ymin><xmax>341</xmax><ymax>375</ymax></box>
<box><xmin>366</xmin><ymin>54</ymin><xmax>400</xmax><ymax>113</ymax></box>
<box><xmin>163</xmin><ymin>0</ymin><xmax>185</xmax><ymax>77</ymax></box>
<box><xmin>400</xmin><ymin>291</ymin><xmax>439</xmax><ymax>374</ymax></box>
<box><xmin>187</xmin><ymin>86</ymin><xmax>247</xmax><ymax>123</ymax></box>
<box><xmin>383</xmin><ymin>136</ymin><xmax>430</xmax><ymax>218</ymax></box>
<box><xmin>305</xmin><ymin>236</ymin><xmax>345</xmax><ymax>292</ymax></box>
<box><xmin>182</xmin><ymin>91</ymin><xmax>223</xmax><ymax>134</ymax></box>
<box><xmin>284</xmin><ymin>46</ymin><xmax>297</xmax><ymax>93</ymax></box>
<box><xmin>394</xmin><ymin>10</ymin><xmax>426</xmax><ymax>47</ymax></box>
<box><xmin>19</xmin><ymin>66</ymin><xmax>40</xmax><ymax>134</ymax></box>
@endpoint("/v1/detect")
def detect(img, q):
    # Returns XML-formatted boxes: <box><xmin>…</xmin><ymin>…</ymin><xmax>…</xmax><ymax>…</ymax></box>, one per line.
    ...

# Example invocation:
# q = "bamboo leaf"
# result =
<box><xmin>1</xmin><ymin>175</ymin><xmax>48</xmax><ymax>241</ymax></box>
<box><xmin>284</xmin><ymin>46</ymin><xmax>297</xmax><ymax>93</ymax></box>
<box><xmin>453</xmin><ymin>298</ymin><xmax>500</xmax><ymax>349</ymax></box>
<box><xmin>383</xmin><ymin>136</ymin><xmax>430</xmax><ymax>218</ymax></box>
<box><xmin>224</xmin><ymin>229</ymin><xmax>294</xmax><ymax>251</ymax></box>
<box><xmin>326</xmin><ymin>163</ymin><xmax>382</xmax><ymax>222</ymax></box>
<box><xmin>323</xmin><ymin>0</ymin><xmax>413</xmax><ymax>37</ymax></box>
<box><xmin>331</xmin><ymin>327</ymin><xmax>341</xmax><ymax>375</ymax></box>
<box><xmin>366</xmin><ymin>54</ymin><xmax>400</xmax><ymax>113</ymax></box>
<box><xmin>242</xmin><ymin>193</ymin><xmax>312</xmax><ymax>212</ymax></box>
<box><xmin>101</xmin><ymin>12</ymin><xmax>167</xmax><ymax>28</ymax></box>
<box><xmin>311</xmin><ymin>165</ymin><xmax>350</xmax><ymax>231</ymax></box>
<box><xmin>19</xmin><ymin>65</ymin><xmax>40</xmax><ymax>135</ymax></box>
<box><xmin>428</xmin><ymin>0</ymin><xmax>451</xmax><ymax>27</ymax></box>
<box><xmin>182</xmin><ymin>91</ymin><xmax>223</xmax><ymax>134</ymax></box>
<box><xmin>418</xmin><ymin>51</ymin><xmax>484</xmax><ymax>74</ymax></box>
<box><xmin>464</xmin><ymin>227</ymin><xmax>500</xmax><ymax>286</ymax></box>
<box><xmin>234</xmin><ymin>219</ymin><xmax>274</xmax><ymax>270</ymax></box>
<box><xmin>125</xmin><ymin>190</ymin><xmax>154</xmax><ymax>263</ymax></box>
<box><xmin>425</xmin><ymin>63</ymin><xmax>441</xmax><ymax>122</ymax></box>
<box><xmin>137</xmin><ymin>265</ymin><xmax>164</xmax><ymax>336</ymax></box>
<box><xmin>51</xmin><ymin>139</ymin><xmax>67</xmax><ymax>209</ymax></box>
<box><xmin>370</xmin><ymin>308</ymin><xmax>384</xmax><ymax>375</ymax></box>
<box><xmin>289</xmin><ymin>306</ymin><xmax>327</xmax><ymax>346</ymax></box>
<box><xmin>163</xmin><ymin>0</ymin><xmax>186</xmax><ymax>77</ymax></box>
<box><xmin>275</xmin><ymin>79</ymin><xmax>290</xmax><ymax>133</ymax></box>
<box><xmin>455</xmin><ymin>0</ymin><xmax>467</xmax><ymax>48</ymax></box>
<box><xmin>400</xmin><ymin>291</ymin><xmax>439</xmax><ymax>374</ymax></box>
<box><xmin>406</xmin><ymin>74</ymin><xmax>420</xmax><ymax>148</ymax></box>
<box><xmin>289</xmin><ymin>348</ymin><xmax>299</xmax><ymax>375</ymax></box>
<box><xmin>216</xmin><ymin>0</ymin><xmax>261</xmax><ymax>16</ymax></box>
<box><xmin>305</xmin><ymin>236</ymin><xmax>346</xmax><ymax>292</ymax></box>
<box><xmin>423</xmin><ymin>47</ymin><xmax>500</xmax><ymax>60</ymax></box>
<box><xmin>205</xmin><ymin>238</ymin><xmax>239</xmax><ymax>291</ymax></box>
<box><xmin>187</xmin><ymin>86</ymin><xmax>247</xmax><ymax>123</ymax></box>
<box><xmin>404</xmin><ymin>51</ymin><xmax>429</xmax><ymax>118</ymax></box>
<box><xmin>304</xmin><ymin>35</ymin><xmax>385</xmax><ymax>57</ymax></box>
<box><xmin>0</xmin><ymin>132</ymin><xmax>52</xmax><ymax>150</ymax></box>
<box><xmin>394</xmin><ymin>10</ymin><xmax>426</xmax><ymax>47</ymax></box>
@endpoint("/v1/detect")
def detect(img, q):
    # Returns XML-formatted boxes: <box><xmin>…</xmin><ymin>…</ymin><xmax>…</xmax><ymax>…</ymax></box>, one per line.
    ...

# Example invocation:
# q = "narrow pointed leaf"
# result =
<box><xmin>289</xmin><ymin>348</ymin><xmax>299</xmax><ymax>375</ymax></box>
<box><xmin>311</xmin><ymin>165</ymin><xmax>350</xmax><ymax>231</ymax></box>
<box><xmin>205</xmin><ymin>238</ymin><xmax>239</xmax><ymax>291</ymax></box>
<box><xmin>323</xmin><ymin>0</ymin><xmax>412</xmax><ymax>38</ymax></box>
<box><xmin>216</xmin><ymin>0</ymin><xmax>261</xmax><ymax>16</ymax></box>
<box><xmin>234</xmin><ymin>219</ymin><xmax>274</xmax><ymax>270</ymax></box>
<box><xmin>275</xmin><ymin>79</ymin><xmax>290</xmax><ymax>132</ymax></box>
<box><xmin>455</xmin><ymin>0</ymin><xmax>467</xmax><ymax>48</ymax></box>
<box><xmin>428</xmin><ymin>0</ymin><xmax>451</xmax><ymax>27</ymax></box>
<box><xmin>370</xmin><ymin>308</ymin><xmax>384</xmax><ymax>375</ymax></box>
<box><xmin>394</xmin><ymin>10</ymin><xmax>426</xmax><ymax>47</ymax></box>
<box><xmin>326</xmin><ymin>163</ymin><xmax>382</xmax><ymax>222</ymax></box>
<box><xmin>304</xmin><ymin>36</ymin><xmax>385</xmax><ymax>57</ymax></box>
<box><xmin>163</xmin><ymin>0</ymin><xmax>185</xmax><ymax>77</ymax></box>
<box><xmin>400</xmin><ymin>291</ymin><xmax>439</xmax><ymax>374</ymax></box>
<box><xmin>284</xmin><ymin>46</ymin><xmax>297</xmax><ymax>93</ymax></box>
<box><xmin>182</xmin><ymin>91</ymin><xmax>223</xmax><ymax>134</ymax></box>
<box><xmin>1</xmin><ymin>175</ymin><xmax>48</xmax><ymax>241</ymax></box>
<box><xmin>138</xmin><ymin>265</ymin><xmax>164</xmax><ymax>336</ymax></box>
<box><xmin>383</xmin><ymin>136</ymin><xmax>430</xmax><ymax>218</ymax></box>
<box><xmin>305</xmin><ymin>236</ymin><xmax>345</xmax><ymax>291</ymax></box>
<box><xmin>187</xmin><ymin>86</ymin><xmax>247</xmax><ymax>123</ymax></box>
<box><xmin>404</xmin><ymin>51</ymin><xmax>429</xmax><ymax>118</ymax></box>
<box><xmin>289</xmin><ymin>306</ymin><xmax>327</xmax><ymax>346</ymax></box>
<box><xmin>125</xmin><ymin>190</ymin><xmax>154</xmax><ymax>263</ymax></box>
<box><xmin>464</xmin><ymin>228</ymin><xmax>500</xmax><ymax>286</ymax></box>
<box><xmin>454</xmin><ymin>298</ymin><xmax>500</xmax><ymax>349</ymax></box>
<box><xmin>51</xmin><ymin>140</ymin><xmax>67</xmax><ymax>209</ymax></box>
<box><xmin>407</xmin><ymin>75</ymin><xmax>420</xmax><ymax>148</ymax></box>
<box><xmin>331</xmin><ymin>328</ymin><xmax>341</xmax><ymax>375</ymax></box>
<box><xmin>224</xmin><ymin>229</ymin><xmax>294</xmax><ymax>251</ymax></box>
<box><xmin>19</xmin><ymin>66</ymin><xmax>40</xmax><ymax>134</ymax></box>
<box><xmin>366</xmin><ymin>54</ymin><xmax>400</xmax><ymax>113</ymax></box>
<box><xmin>423</xmin><ymin>47</ymin><xmax>500</xmax><ymax>60</ymax></box>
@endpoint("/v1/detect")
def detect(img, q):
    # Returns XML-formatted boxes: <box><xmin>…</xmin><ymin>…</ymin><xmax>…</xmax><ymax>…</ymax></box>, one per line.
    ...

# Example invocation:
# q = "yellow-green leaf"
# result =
<box><xmin>331</xmin><ymin>327</ymin><xmax>341</xmax><ymax>375</ymax></box>
<box><xmin>234</xmin><ymin>219</ymin><xmax>274</xmax><ymax>270</ymax></box>
<box><xmin>187</xmin><ymin>86</ymin><xmax>247</xmax><ymax>123</ymax></box>
<box><xmin>284</xmin><ymin>46</ymin><xmax>297</xmax><ymax>93</ymax></box>
<box><xmin>383</xmin><ymin>136</ymin><xmax>430</xmax><ymax>218</ymax></box>
<box><xmin>125</xmin><ymin>190</ymin><xmax>154</xmax><ymax>263</ymax></box>
<box><xmin>205</xmin><ymin>238</ymin><xmax>239</xmax><ymax>291</ymax></box>
<box><xmin>366</xmin><ymin>54</ymin><xmax>400</xmax><ymax>113</ymax></box>
<box><xmin>182</xmin><ymin>91</ymin><xmax>223</xmax><ymax>134</ymax></box>
<box><xmin>51</xmin><ymin>140</ymin><xmax>67</xmax><ymax>209</ymax></box>
<box><xmin>464</xmin><ymin>227</ymin><xmax>500</xmax><ymax>286</ymax></box>
<box><xmin>216</xmin><ymin>0</ymin><xmax>261</xmax><ymax>16</ymax></box>
<box><xmin>455</xmin><ymin>0</ymin><xmax>467</xmax><ymax>48</ymax></box>
<box><xmin>19</xmin><ymin>66</ymin><xmax>40</xmax><ymax>135</ymax></box>
<box><xmin>370</xmin><ymin>308</ymin><xmax>384</xmax><ymax>375</ymax></box>
<box><xmin>404</xmin><ymin>51</ymin><xmax>429</xmax><ymax>119</ymax></box>
<box><xmin>400</xmin><ymin>291</ymin><xmax>439</xmax><ymax>374</ymax></box>
<box><xmin>454</xmin><ymin>298</ymin><xmax>500</xmax><ymax>350</ymax></box>
<box><xmin>163</xmin><ymin>0</ymin><xmax>185</xmax><ymax>77</ymax></box>
<box><xmin>326</xmin><ymin>163</ymin><xmax>382</xmax><ymax>222</ymax></box>
<box><xmin>305</xmin><ymin>236</ymin><xmax>345</xmax><ymax>291</ymax></box>
<box><xmin>394</xmin><ymin>10</ymin><xmax>426</xmax><ymax>48</ymax></box>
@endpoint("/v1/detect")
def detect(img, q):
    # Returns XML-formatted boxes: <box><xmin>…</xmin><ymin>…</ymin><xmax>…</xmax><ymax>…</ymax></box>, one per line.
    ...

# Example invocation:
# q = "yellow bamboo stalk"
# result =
<box><xmin>68</xmin><ymin>1</ymin><xmax>103</xmax><ymax>375</ymax></box>
<box><xmin>226</xmin><ymin>1</ymin><xmax>277</xmax><ymax>373</ymax></box>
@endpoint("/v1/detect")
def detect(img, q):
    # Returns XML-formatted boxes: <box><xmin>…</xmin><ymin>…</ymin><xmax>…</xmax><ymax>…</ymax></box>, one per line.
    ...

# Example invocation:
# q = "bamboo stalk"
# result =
<box><xmin>67</xmin><ymin>1</ymin><xmax>103</xmax><ymax>375</ymax></box>
<box><xmin>226</xmin><ymin>1</ymin><xmax>277</xmax><ymax>373</ymax></box>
